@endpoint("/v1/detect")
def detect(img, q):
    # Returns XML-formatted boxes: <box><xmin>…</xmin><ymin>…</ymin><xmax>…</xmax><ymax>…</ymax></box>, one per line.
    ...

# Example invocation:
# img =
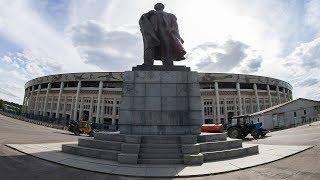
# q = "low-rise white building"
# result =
<box><xmin>250</xmin><ymin>98</ymin><xmax>320</xmax><ymax>130</ymax></box>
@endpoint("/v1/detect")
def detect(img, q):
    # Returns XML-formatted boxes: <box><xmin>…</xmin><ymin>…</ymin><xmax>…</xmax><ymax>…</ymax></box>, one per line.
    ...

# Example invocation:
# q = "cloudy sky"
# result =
<box><xmin>0</xmin><ymin>0</ymin><xmax>319</xmax><ymax>104</ymax></box>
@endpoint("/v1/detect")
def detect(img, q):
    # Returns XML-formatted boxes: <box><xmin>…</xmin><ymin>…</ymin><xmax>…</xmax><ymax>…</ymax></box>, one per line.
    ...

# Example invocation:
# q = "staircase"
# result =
<box><xmin>62</xmin><ymin>132</ymin><xmax>259</xmax><ymax>165</ymax></box>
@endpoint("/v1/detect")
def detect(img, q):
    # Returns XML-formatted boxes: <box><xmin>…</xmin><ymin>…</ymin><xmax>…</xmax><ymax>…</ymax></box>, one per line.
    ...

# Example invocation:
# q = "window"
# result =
<box><xmin>51</xmin><ymin>82</ymin><xmax>61</xmax><ymax>88</ymax></box>
<box><xmin>203</xmin><ymin>99</ymin><xmax>213</xmax><ymax>105</ymax></box>
<box><xmin>105</xmin><ymin>99</ymin><xmax>114</xmax><ymax>104</ymax></box>
<box><xmin>66</xmin><ymin>104</ymin><xmax>71</xmax><ymax>111</ymax></box>
<box><xmin>200</xmin><ymin>83</ymin><xmax>214</xmax><ymax>89</ymax></box>
<box><xmin>104</xmin><ymin>106</ymin><xmax>113</xmax><ymax>115</ymax></box>
<box><xmin>257</xmin><ymin>84</ymin><xmax>267</xmax><ymax>90</ymax></box>
<box><xmin>204</xmin><ymin>119</ymin><xmax>214</xmax><ymax>124</ymax></box>
<box><xmin>304</xmin><ymin>109</ymin><xmax>307</xmax><ymax>115</ymax></box>
<box><xmin>240</xmin><ymin>83</ymin><xmax>253</xmax><ymax>89</ymax></box>
<box><xmin>204</xmin><ymin>107</ymin><xmax>213</xmax><ymax>116</ymax></box>
<box><xmin>116</xmin><ymin>107</ymin><xmax>120</xmax><ymax>115</ymax></box>
<box><xmin>218</xmin><ymin>82</ymin><xmax>236</xmax><ymax>89</ymax></box>
<box><xmin>294</xmin><ymin>112</ymin><xmax>297</xmax><ymax>117</ymax></box>
<box><xmin>220</xmin><ymin>107</ymin><xmax>224</xmax><ymax>115</ymax></box>
<box><xmin>82</xmin><ymin>81</ymin><xmax>99</xmax><ymax>87</ymax></box>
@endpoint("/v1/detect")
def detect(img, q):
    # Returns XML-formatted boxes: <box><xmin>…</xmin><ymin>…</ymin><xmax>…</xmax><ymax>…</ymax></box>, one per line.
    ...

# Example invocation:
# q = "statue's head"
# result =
<box><xmin>154</xmin><ymin>3</ymin><xmax>165</xmax><ymax>11</ymax></box>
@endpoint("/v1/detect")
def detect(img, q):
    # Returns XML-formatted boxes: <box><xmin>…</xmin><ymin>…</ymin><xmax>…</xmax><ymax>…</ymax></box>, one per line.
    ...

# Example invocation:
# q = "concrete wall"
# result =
<box><xmin>251</xmin><ymin>99</ymin><xmax>320</xmax><ymax>129</ymax></box>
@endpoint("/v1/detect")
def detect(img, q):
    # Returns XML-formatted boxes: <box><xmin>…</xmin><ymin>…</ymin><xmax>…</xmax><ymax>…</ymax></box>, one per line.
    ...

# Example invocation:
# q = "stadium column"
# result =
<box><xmin>214</xmin><ymin>82</ymin><xmax>220</xmax><ymax>123</ymax></box>
<box><xmin>49</xmin><ymin>97</ymin><xmax>54</xmax><ymax>117</ymax></box>
<box><xmin>112</xmin><ymin>98</ymin><xmax>117</xmax><ymax>125</ymax></box>
<box><xmin>70</xmin><ymin>97</ymin><xmax>74</xmax><ymax>119</ymax></box>
<box><xmin>96</xmin><ymin>81</ymin><xmax>103</xmax><ymax>124</ymax></box>
<box><xmin>22</xmin><ymin>90</ymin><xmax>27</xmax><ymax>113</ymax></box>
<box><xmin>236</xmin><ymin>83</ymin><xmax>243</xmax><ymax>115</ymax></box>
<box><xmin>28</xmin><ymin>86</ymin><xmax>34</xmax><ymax>114</ymax></box>
<box><xmin>276</xmin><ymin>86</ymin><xmax>281</xmax><ymax>104</ymax></box>
<box><xmin>267</xmin><ymin>84</ymin><xmax>272</xmax><ymax>107</ymax></box>
<box><xmin>89</xmin><ymin>96</ymin><xmax>94</xmax><ymax>122</ymax></box>
<box><xmin>223</xmin><ymin>98</ymin><xmax>227</xmax><ymax>121</ymax></box>
<box><xmin>33</xmin><ymin>84</ymin><xmax>41</xmax><ymax>115</ymax></box>
<box><xmin>100</xmin><ymin>97</ymin><xmax>105</xmax><ymax>124</ymax></box>
<box><xmin>73</xmin><ymin>81</ymin><xmax>81</xmax><ymax>121</ymax></box>
<box><xmin>79</xmin><ymin>97</ymin><xmax>84</xmax><ymax>121</ymax></box>
<box><xmin>282</xmin><ymin>88</ymin><xmax>287</xmax><ymax>102</ymax></box>
<box><xmin>253</xmin><ymin>83</ymin><xmax>260</xmax><ymax>112</ymax></box>
<box><xmin>62</xmin><ymin>96</ymin><xmax>67</xmax><ymax>119</ymax></box>
<box><xmin>42</xmin><ymin>83</ymin><xmax>51</xmax><ymax>116</ymax></box>
<box><xmin>243</xmin><ymin>97</ymin><xmax>246</xmax><ymax>114</ymax></box>
<box><xmin>250</xmin><ymin>98</ymin><xmax>254</xmax><ymax>113</ymax></box>
<box><xmin>55</xmin><ymin>82</ymin><xmax>64</xmax><ymax>119</ymax></box>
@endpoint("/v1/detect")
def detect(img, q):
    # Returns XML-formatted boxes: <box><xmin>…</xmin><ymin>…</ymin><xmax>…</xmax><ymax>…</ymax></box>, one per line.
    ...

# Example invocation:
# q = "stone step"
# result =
<box><xmin>62</xmin><ymin>144</ymin><xmax>119</xmax><ymax>161</ymax></box>
<box><xmin>139</xmin><ymin>153</ymin><xmax>182</xmax><ymax>159</ymax></box>
<box><xmin>78</xmin><ymin>138</ymin><xmax>122</xmax><ymax>151</ymax></box>
<box><xmin>140</xmin><ymin>147</ymin><xmax>181</xmax><ymax>154</ymax></box>
<box><xmin>203</xmin><ymin>145</ymin><xmax>259</xmax><ymax>162</ymax></box>
<box><xmin>138</xmin><ymin>158</ymin><xmax>183</xmax><ymax>164</ymax></box>
<box><xmin>140</xmin><ymin>143</ymin><xmax>180</xmax><ymax>149</ymax></box>
<box><xmin>94</xmin><ymin>132</ymin><xmax>124</xmax><ymax>142</ymax></box>
<box><xmin>141</xmin><ymin>136</ymin><xmax>180</xmax><ymax>144</ymax></box>
<box><xmin>197</xmin><ymin>133</ymin><xmax>227</xmax><ymax>143</ymax></box>
<box><xmin>199</xmin><ymin>139</ymin><xmax>242</xmax><ymax>152</ymax></box>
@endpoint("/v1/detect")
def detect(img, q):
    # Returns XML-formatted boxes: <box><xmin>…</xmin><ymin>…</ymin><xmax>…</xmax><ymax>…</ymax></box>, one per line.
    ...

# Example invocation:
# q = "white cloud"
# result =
<box><xmin>67</xmin><ymin>20</ymin><xmax>142</xmax><ymax>71</ymax></box>
<box><xmin>305</xmin><ymin>0</ymin><xmax>320</xmax><ymax>33</ymax></box>
<box><xmin>188</xmin><ymin>40</ymin><xmax>262</xmax><ymax>73</ymax></box>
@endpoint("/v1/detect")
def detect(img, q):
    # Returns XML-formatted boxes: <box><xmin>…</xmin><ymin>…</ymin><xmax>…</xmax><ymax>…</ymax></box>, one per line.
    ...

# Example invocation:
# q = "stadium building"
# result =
<box><xmin>22</xmin><ymin>72</ymin><xmax>292</xmax><ymax>129</ymax></box>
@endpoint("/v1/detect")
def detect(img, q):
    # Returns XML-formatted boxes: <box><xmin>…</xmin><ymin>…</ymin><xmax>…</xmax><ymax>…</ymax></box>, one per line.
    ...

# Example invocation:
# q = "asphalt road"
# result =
<box><xmin>0</xmin><ymin>114</ymin><xmax>319</xmax><ymax>180</ymax></box>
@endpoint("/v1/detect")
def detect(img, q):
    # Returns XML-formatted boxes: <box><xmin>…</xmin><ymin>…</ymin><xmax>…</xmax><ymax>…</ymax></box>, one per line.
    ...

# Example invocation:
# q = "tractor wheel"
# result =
<box><xmin>251</xmin><ymin>130</ymin><xmax>260</xmax><ymax>139</ymax></box>
<box><xmin>227</xmin><ymin>127</ymin><xmax>242</xmax><ymax>139</ymax></box>
<box><xmin>88</xmin><ymin>131</ymin><xmax>94</xmax><ymax>137</ymax></box>
<box><xmin>74</xmin><ymin>128</ymin><xmax>80</xmax><ymax>136</ymax></box>
<box><xmin>241</xmin><ymin>132</ymin><xmax>250</xmax><ymax>139</ymax></box>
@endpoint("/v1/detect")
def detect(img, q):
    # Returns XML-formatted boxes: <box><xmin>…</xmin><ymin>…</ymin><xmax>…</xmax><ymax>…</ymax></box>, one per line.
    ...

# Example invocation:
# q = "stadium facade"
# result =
<box><xmin>22</xmin><ymin>72</ymin><xmax>292</xmax><ymax>129</ymax></box>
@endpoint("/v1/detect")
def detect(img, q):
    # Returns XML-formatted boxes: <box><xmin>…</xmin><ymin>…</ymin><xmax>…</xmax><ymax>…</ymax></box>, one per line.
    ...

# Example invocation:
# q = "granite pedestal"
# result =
<box><xmin>119</xmin><ymin>70</ymin><xmax>202</xmax><ymax>135</ymax></box>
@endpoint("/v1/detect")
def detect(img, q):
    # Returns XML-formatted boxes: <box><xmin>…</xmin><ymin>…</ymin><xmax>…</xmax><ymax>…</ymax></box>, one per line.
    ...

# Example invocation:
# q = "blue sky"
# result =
<box><xmin>0</xmin><ymin>0</ymin><xmax>319</xmax><ymax>104</ymax></box>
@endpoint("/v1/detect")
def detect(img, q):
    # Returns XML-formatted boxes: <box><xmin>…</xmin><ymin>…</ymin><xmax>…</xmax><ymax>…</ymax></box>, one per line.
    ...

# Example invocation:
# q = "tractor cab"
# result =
<box><xmin>230</xmin><ymin>114</ymin><xmax>252</xmax><ymax>126</ymax></box>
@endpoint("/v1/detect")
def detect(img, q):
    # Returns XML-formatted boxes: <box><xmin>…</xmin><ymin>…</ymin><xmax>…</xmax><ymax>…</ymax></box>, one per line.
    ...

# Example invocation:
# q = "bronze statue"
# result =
<box><xmin>139</xmin><ymin>3</ymin><xmax>186</xmax><ymax>67</ymax></box>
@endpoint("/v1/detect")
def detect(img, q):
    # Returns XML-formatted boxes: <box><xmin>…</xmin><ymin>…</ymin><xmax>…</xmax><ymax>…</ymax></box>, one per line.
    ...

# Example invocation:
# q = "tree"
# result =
<box><xmin>0</xmin><ymin>99</ymin><xmax>4</xmax><ymax>110</ymax></box>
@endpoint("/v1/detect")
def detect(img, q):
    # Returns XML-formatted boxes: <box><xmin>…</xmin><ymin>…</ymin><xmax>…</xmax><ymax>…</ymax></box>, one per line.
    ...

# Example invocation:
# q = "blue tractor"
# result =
<box><xmin>226</xmin><ymin>115</ymin><xmax>268</xmax><ymax>139</ymax></box>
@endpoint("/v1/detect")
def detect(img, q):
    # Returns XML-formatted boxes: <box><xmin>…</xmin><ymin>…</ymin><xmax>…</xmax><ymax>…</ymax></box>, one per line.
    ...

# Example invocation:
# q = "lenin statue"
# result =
<box><xmin>139</xmin><ymin>3</ymin><xmax>186</xmax><ymax>67</ymax></box>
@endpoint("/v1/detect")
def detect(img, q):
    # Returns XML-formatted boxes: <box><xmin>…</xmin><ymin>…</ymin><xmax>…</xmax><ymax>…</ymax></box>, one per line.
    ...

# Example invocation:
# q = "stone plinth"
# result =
<box><xmin>119</xmin><ymin>70</ymin><xmax>202</xmax><ymax>135</ymax></box>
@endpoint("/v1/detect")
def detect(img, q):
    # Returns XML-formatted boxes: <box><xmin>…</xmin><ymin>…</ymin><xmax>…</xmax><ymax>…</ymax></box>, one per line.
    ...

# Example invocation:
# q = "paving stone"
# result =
<box><xmin>59</xmin><ymin>158</ymin><xmax>118</xmax><ymax>173</ymax></box>
<box><xmin>176</xmin><ymin>165</ymin><xmax>211</xmax><ymax>176</ymax></box>
<box><xmin>201</xmin><ymin>161</ymin><xmax>239</xmax><ymax>174</ymax></box>
<box><xmin>225</xmin><ymin>153</ymin><xmax>281</xmax><ymax>169</ymax></box>
<box><xmin>145</xmin><ymin>167</ymin><xmax>178</xmax><ymax>177</ymax></box>
<box><xmin>112</xmin><ymin>166</ymin><xmax>147</xmax><ymax>176</ymax></box>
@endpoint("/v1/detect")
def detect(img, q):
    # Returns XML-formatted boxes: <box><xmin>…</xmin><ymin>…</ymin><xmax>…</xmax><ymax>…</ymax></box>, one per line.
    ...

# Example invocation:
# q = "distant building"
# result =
<box><xmin>22</xmin><ymin>72</ymin><xmax>293</xmax><ymax>129</ymax></box>
<box><xmin>0</xmin><ymin>99</ymin><xmax>22</xmax><ymax>114</ymax></box>
<box><xmin>250</xmin><ymin>98</ymin><xmax>320</xmax><ymax>130</ymax></box>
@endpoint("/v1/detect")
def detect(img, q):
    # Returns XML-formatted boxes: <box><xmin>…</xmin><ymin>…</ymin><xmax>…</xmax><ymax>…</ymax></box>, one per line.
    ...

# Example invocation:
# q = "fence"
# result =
<box><xmin>0</xmin><ymin>111</ymin><xmax>117</xmax><ymax>132</ymax></box>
